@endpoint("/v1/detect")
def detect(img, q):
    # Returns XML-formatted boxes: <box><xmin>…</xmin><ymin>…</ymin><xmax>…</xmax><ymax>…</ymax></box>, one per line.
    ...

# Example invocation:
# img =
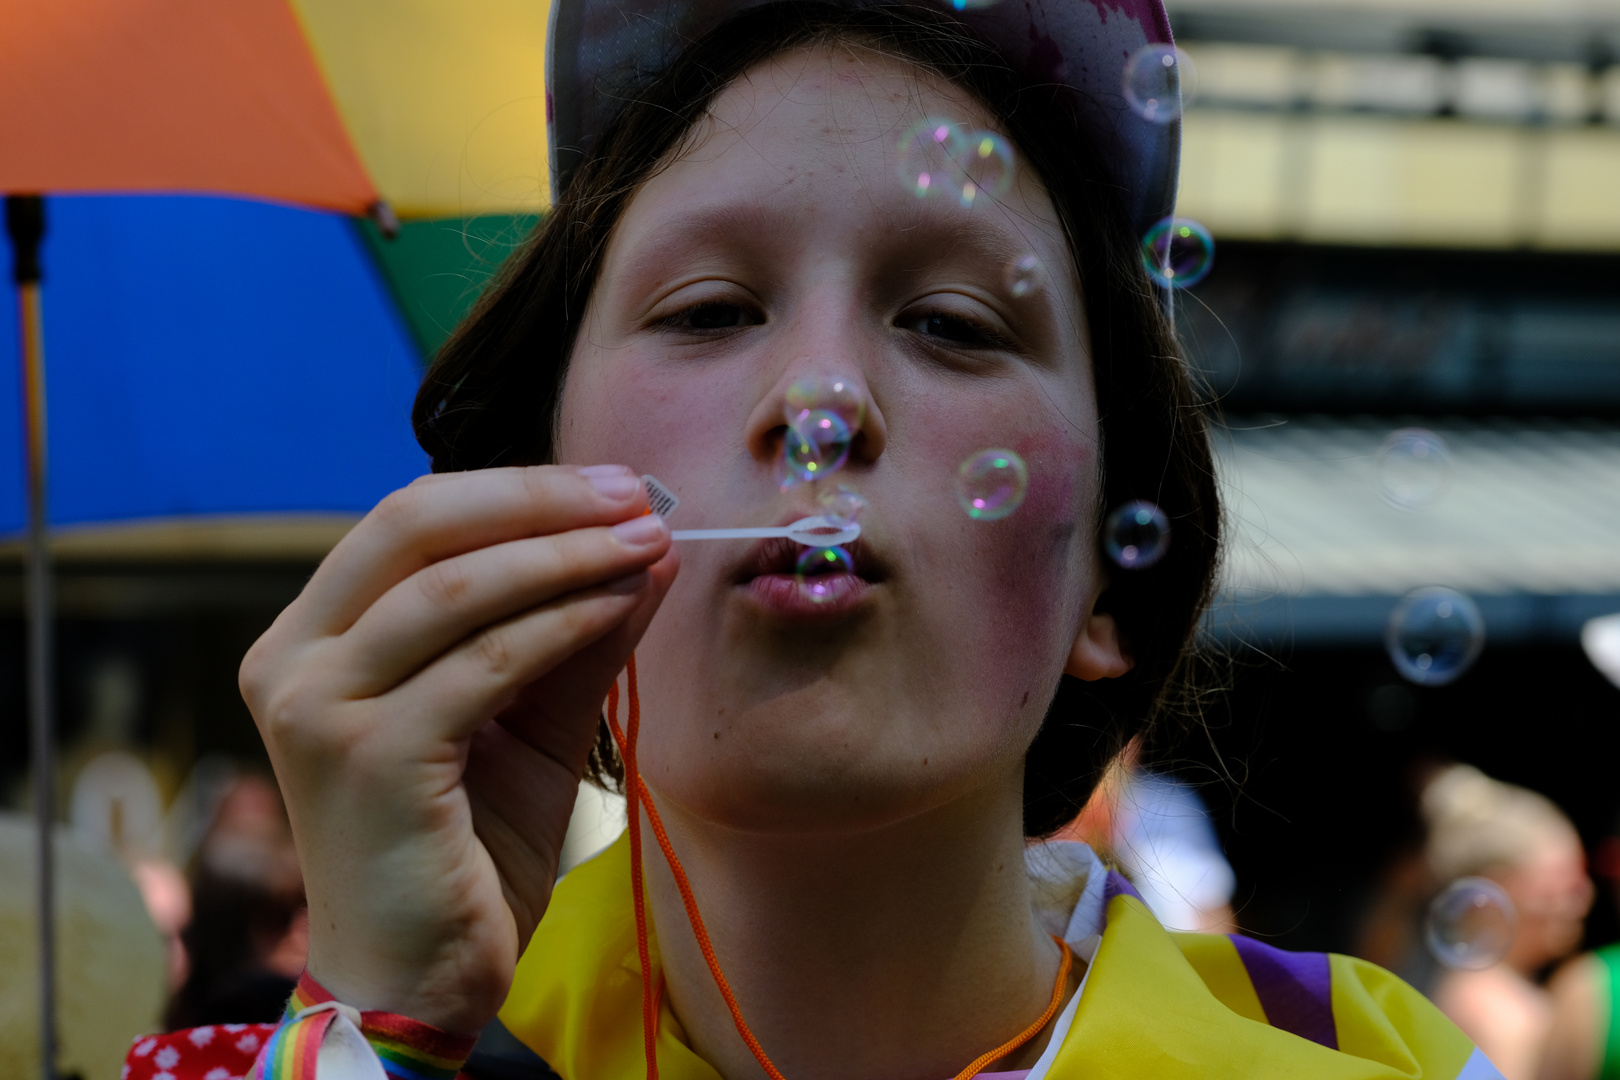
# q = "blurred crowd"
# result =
<box><xmin>9</xmin><ymin>738</ymin><xmax>1620</xmax><ymax>1080</ymax></box>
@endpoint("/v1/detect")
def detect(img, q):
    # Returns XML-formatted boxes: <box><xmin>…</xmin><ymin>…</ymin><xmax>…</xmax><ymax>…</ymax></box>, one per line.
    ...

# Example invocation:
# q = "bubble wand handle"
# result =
<box><xmin>670</xmin><ymin>526</ymin><xmax>788</xmax><ymax>541</ymax></box>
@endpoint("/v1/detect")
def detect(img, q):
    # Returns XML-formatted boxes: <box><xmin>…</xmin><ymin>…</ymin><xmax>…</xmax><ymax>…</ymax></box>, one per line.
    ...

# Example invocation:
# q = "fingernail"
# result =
<box><xmin>607</xmin><ymin>570</ymin><xmax>651</xmax><ymax>595</ymax></box>
<box><xmin>588</xmin><ymin>473</ymin><xmax>641</xmax><ymax>500</ymax></box>
<box><xmin>612</xmin><ymin>514</ymin><xmax>667</xmax><ymax>546</ymax></box>
<box><xmin>579</xmin><ymin>464</ymin><xmax>632</xmax><ymax>477</ymax></box>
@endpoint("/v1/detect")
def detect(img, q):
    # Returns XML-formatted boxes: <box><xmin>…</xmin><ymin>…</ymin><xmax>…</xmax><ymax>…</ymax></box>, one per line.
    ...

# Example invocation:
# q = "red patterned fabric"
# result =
<box><xmin>123</xmin><ymin>1024</ymin><xmax>279</xmax><ymax>1080</ymax></box>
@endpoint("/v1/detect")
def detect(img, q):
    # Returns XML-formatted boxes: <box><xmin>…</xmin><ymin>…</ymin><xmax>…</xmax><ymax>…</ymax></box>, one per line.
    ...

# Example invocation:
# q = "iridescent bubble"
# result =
<box><xmin>817</xmin><ymin>484</ymin><xmax>867</xmax><ymax>529</ymax></box>
<box><xmin>1425</xmin><ymin>877</ymin><xmax>1516</xmax><ymax>970</ymax></box>
<box><xmin>795</xmin><ymin>544</ymin><xmax>854</xmax><ymax>604</ymax></box>
<box><xmin>1385</xmin><ymin>587</ymin><xmax>1485</xmax><ymax>687</ymax></box>
<box><xmin>785</xmin><ymin>373</ymin><xmax>865</xmax><ymax>430</ymax></box>
<box><xmin>955</xmin><ymin>131</ymin><xmax>1016</xmax><ymax>208</ymax></box>
<box><xmin>955</xmin><ymin>449</ymin><xmax>1028</xmax><ymax>521</ymax></box>
<box><xmin>896</xmin><ymin>117</ymin><xmax>968</xmax><ymax>200</ymax></box>
<box><xmin>1005</xmin><ymin>254</ymin><xmax>1042</xmax><ymax>298</ymax></box>
<box><xmin>1104</xmin><ymin>501</ymin><xmax>1171</xmax><ymax>570</ymax></box>
<box><xmin>1140</xmin><ymin>217</ymin><xmax>1215</xmax><ymax>289</ymax></box>
<box><xmin>781</xmin><ymin>409</ymin><xmax>853</xmax><ymax>487</ymax></box>
<box><xmin>1379</xmin><ymin>428</ymin><xmax>1451</xmax><ymax>511</ymax></box>
<box><xmin>1123</xmin><ymin>44</ymin><xmax>1197</xmax><ymax>124</ymax></box>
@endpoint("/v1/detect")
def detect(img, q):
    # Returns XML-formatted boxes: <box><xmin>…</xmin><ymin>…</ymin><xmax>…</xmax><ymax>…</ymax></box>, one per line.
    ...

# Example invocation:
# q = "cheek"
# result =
<box><xmin>559</xmin><ymin>351</ymin><xmax>731</xmax><ymax>470</ymax></box>
<box><xmin>910</xmin><ymin>417</ymin><xmax>1099</xmax><ymax>687</ymax></box>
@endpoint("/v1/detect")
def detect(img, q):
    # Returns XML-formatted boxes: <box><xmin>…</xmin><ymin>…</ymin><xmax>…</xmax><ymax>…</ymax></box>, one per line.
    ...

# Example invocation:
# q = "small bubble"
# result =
<box><xmin>1385</xmin><ymin>587</ymin><xmax>1485</xmax><ymax>687</ymax></box>
<box><xmin>955</xmin><ymin>449</ymin><xmax>1029</xmax><ymax>521</ymax></box>
<box><xmin>817</xmin><ymin>484</ymin><xmax>867</xmax><ymax>529</ymax></box>
<box><xmin>781</xmin><ymin>409</ymin><xmax>853</xmax><ymax>488</ymax></box>
<box><xmin>1378</xmin><ymin>428</ymin><xmax>1451</xmax><ymax>511</ymax></box>
<box><xmin>1104</xmin><ymin>501</ymin><xmax>1171</xmax><ymax>569</ymax></box>
<box><xmin>897</xmin><ymin>117</ymin><xmax>968</xmax><ymax>200</ymax></box>
<box><xmin>1005</xmin><ymin>254</ymin><xmax>1042</xmax><ymax>298</ymax></box>
<box><xmin>1123</xmin><ymin>44</ymin><xmax>1197</xmax><ymax>124</ymax></box>
<box><xmin>1426</xmin><ymin>877</ymin><xmax>1516</xmax><ymax>970</ymax></box>
<box><xmin>956</xmin><ymin>132</ymin><xmax>1015</xmax><ymax>208</ymax></box>
<box><xmin>1140</xmin><ymin>217</ymin><xmax>1215</xmax><ymax>289</ymax></box>
<box><xmin>795</xmin><ymin>545</ymin><xmax>854</xmax><ymax>604</ymax></box>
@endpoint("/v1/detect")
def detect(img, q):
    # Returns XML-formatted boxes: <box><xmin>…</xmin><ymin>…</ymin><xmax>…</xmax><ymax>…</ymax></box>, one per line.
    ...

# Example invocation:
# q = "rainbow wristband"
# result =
<box><xmin>254</xmin><ymin>973</ymin><xmax>478</xmax><ymax>1080</ymax></box>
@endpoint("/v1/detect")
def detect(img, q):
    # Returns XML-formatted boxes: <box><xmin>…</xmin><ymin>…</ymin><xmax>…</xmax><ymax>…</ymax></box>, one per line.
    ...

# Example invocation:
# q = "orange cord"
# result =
<box><xmin>604</xmin><ymin>658</ymin><xmax>1074</xmax><ymax>1080</ymax></box>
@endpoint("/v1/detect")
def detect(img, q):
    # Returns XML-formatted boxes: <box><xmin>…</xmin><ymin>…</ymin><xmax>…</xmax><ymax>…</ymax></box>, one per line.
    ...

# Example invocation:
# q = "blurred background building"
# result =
<box><xmin>1</xmin><ymin>0</ymin><xmax>1618</xmax><ymax>1070</ymax></box>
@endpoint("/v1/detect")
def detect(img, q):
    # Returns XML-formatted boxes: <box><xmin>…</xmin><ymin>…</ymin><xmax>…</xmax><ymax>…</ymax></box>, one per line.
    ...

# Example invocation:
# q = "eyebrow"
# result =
<box><xmin>626</xmin><ymin>195</ymin><xmax>1052</xmax><ymax>277</ymax></box>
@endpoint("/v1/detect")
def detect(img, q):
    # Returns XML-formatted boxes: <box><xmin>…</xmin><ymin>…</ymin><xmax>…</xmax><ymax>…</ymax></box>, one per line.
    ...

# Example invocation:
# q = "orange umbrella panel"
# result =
<box><xmin>0</xmin><ymin>0</ymin><xmax>378</xmax><ymax>213</ymax></box>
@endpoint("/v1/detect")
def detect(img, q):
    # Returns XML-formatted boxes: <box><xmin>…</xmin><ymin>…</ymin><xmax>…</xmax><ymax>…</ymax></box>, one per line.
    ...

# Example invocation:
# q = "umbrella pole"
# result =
<box><xmin>8</xmin><ymin>195</ymin><xmax>56</xmax><ymax>1080</ymax></box>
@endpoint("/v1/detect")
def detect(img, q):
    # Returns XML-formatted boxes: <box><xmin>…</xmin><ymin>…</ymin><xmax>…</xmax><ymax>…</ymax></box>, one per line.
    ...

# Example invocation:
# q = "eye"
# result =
<box><xmin>662</xmin><ymin>301</ymin><xmax>761</xmax><ymax>332</ymax></box>
<box><xmin>899</xmin><ymin>309</ymin><xmax>1010</xmax><ymax>350</ymax></box>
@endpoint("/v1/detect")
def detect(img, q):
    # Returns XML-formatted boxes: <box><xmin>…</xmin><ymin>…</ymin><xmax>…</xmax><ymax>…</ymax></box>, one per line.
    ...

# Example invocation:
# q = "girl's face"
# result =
<box><xmin>556</xmin><ymin>44</ymin><xmax>1125</xmax><ymax>833</ymax></box>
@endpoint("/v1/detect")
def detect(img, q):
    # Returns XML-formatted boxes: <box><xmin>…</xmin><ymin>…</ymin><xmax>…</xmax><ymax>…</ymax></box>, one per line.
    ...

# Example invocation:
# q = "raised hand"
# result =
<box><xmin>239</xmin><ymin>465</ymin><xmax>676</xmax><ymax>1033</ymax></box>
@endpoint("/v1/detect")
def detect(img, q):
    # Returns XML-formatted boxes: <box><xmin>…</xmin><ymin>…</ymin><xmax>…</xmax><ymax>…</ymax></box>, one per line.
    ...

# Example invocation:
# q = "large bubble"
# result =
<box><xmin>1123</xmin><ymin>44</ymin><xmax>1197</xmax><ymax>124</ymax></box>
<box><xmin>1104</xmin><ymin>501</ymin><xmax>1171</xmax><ymax>570</ymax></box>
<box><xmin>1385</xmin><ymin>587</ymin><xmax>1485</xmax><ymax>687</ymax></box>
<box><xmin>1426</xmin><ymin>877</ymin><xmax>1516</xmax><ymax>970</ymax></box>
<box><xmin>955</xmin><ymin>449</ymin><xmax>1028</xmax><ymax>521</ymax></box>
<box><xmin>896</xmin><ymin>117</ymin><xmax>969</xmax><ymax>201</ymax></box>
<box><xmin>955</xmin><ymin>132</ymin><xmax>1016</xmax><ymax>208</ymax></box>
<box><xmin>817</xmin><ymin>484</ymin><xmax>867</xmax><ymax>529</ymax></box>
<box><xmin>1140</xmin><ymin>217</ymin><xmax>1215</xmax><ymax>289</ymax></box>
<box><xmin>782</xmin><ymin>410</ymin><xmax>853</xmax><ymax>487</ymax></box>
<box><xmin>1378</xmin><ymin>428</ymin><xmax>1451</xmax><ymax>511</ymax></box>
<box><xmin>795</xmin><ymin>545</ymin><xmax>855</xmax><ymax>604</ymax></box>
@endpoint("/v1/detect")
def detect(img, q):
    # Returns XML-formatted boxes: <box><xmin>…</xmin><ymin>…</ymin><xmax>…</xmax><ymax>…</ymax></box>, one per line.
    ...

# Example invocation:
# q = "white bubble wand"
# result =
<box><xmin>642</xmin><ymin>475</ymin><xmax>860</xmax><ymax>549</ymax></box>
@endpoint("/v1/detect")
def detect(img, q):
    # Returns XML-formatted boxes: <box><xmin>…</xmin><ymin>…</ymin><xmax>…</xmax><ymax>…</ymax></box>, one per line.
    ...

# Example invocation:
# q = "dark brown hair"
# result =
<box><xmin>413</xmin><ymin>2</ymin><xmax>1220</xmax><ymax>837</ymax></box>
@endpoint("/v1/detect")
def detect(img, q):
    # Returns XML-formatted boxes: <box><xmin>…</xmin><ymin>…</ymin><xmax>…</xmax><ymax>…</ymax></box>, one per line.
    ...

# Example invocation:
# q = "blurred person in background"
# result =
<box><xmin>1423</xmin><ymin>765</ymin><xmax>1594</xmax><ymax>1079</ymax></box>
<box><xmin>1533</xmin><ymin>812</ymin><xmax>1620</xmax><ymax>1080</ymax></box>
<box><xmin>163</xmin><ymin>773</ymin><xmax>308</xmax><ymax>1028</ymax></box>
<box><xmin>1061</xmin><ymin>738</ymin><xmax>1236</xmax><ymax>932</ymax></box>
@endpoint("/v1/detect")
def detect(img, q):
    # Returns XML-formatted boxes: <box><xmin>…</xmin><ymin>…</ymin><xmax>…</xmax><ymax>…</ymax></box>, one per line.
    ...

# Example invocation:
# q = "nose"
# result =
<box><xmin>743</xmin><ymin>348</ymin><xmax>888</xmax><ymax>476</ymax></box>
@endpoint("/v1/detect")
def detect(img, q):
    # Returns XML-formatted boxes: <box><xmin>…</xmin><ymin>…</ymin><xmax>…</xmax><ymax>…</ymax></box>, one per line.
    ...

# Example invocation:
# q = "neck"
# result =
<box><xmin>642</xmin><ymin>780</ymin><xmax>1072</xmax><ymax>1080</ymax></box>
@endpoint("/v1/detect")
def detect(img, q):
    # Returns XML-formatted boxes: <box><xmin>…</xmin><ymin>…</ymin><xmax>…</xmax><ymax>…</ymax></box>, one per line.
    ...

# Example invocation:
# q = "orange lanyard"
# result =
<box><xmin>606</xmin><ymin>656</ymin><xmax>1075</xmax><ymax>1080</ymax></box>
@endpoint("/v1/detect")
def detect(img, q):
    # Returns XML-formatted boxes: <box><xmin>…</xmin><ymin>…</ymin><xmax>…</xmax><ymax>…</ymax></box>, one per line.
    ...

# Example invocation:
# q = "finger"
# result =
<box><xmin>377</xmin><ymin>571</ymin><xmax>662</xmax><ymax>744</ymax></box>
<box><xmin>334</xmin><ymin>515</ymin><xmax>671</xmax><ymax>697</ymax></box>
<box><xmin>297</xmin><ymin>465</ymin><xmax>651</xmax><ymax>637</ymax></box>
<box><xmin>492</xmin><ymin>545</ymin><xmax>679</xmax><ymax>771</ymax></box>
<box><xmin>464</xmin><ymin>720</ymin><xmax>579</xmax><ymax>939</ymax></box>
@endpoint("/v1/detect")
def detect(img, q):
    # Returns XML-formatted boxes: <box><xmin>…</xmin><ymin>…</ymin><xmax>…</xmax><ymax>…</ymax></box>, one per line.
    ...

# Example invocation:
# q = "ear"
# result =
<box><xmin>1065</xmin><ymin>599</ymin><xmax>1133</xmax><ymax>682</ymax></box>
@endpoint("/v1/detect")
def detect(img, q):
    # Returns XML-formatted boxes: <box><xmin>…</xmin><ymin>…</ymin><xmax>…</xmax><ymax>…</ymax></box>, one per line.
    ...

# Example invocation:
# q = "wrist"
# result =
<box><xmin>303</xmin><ymin>954</ymin><xmax>501</xmax><ymax>1038</ymax></box>
<box><xmin>283</xmin><ymin>971</ymin><xmax>480</xmax><ymax>1079</ymax></box>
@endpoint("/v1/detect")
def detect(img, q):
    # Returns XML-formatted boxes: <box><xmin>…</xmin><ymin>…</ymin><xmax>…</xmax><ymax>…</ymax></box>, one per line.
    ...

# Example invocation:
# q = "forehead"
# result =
<box><xmin>607</xmin><ymin>42</ymin><xmax>1072</xmax><ymax>289</ymax></box>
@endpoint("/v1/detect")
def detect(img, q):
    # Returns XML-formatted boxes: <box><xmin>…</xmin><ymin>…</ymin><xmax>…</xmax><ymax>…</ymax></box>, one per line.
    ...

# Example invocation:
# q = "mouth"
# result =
<box><xmin>733</xmin><ymin>522</ymin><xmax>884</xmax><ymax>617</ymax></box>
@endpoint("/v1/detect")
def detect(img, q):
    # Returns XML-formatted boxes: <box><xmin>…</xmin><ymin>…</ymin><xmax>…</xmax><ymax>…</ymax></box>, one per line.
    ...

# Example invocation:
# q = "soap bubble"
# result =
<box><xmin>786</xmin><ymin>373</ymin><xmax>865</xmax><ymax>430</ymax></box>
<box><xmin>795</xmin><ymin>545</ymin><xmax>854</xmax><ymax>604</ymax></box>
<box><xmin>818</xmin><ymin>484</ymin><xmax>867</xmax><ymax>529</ymax></box>
<box><xmin>955</xmin><ymin>132</ymin><xmax>1016</xmax><ymax>208</ymax></box>
<box><xmin>1378</xmin><ymin>429</ymin><xmax>1451</xmax><ymax>510</ymax></box>
<box><xmin>1123</xmin><ymin>44</ymin><xmax>1197</xmax><ymax>124</ymax></box>
<box><xmin>1104</xmin><ymin>501</ymin><xmax>1171</xmax><ymax>569</ymax></box>
<box><xmin>955</xmin><ymin>449</ymin><xmax>1028</xmax><ymax>521</ymax></box>
<box><xmin>1426</xmin><ymin>877</ymin><xmax>1516</xmax><ymax>970</ymax></box>
<box><xmin>1385</xmin><ymin>587</ymin><xmax>1485</xmax><ymax>687</ymax></box>
<box><xmin>947</xmin><ymin>0</ymin><xmax>1000</xmax><ymax>10</ymax></box>
<box><xmin>782</xmin><ymin>409</ymin><xmax>853</xmax><ymax>487</ymax></box>
<box><xmin>897</xmin><ymin>117</ymin><xmax>968</xmax><ymax>200</ymax></box>
<box><xmin>1140</xmin><ymin>217</ymin><xmax>1215</xmax><ymax>289</ymax></box>
<box><xmin>1005</xmin><ymin>254</ymin><xmax>1042</xmax><ymax>298</ymax></box>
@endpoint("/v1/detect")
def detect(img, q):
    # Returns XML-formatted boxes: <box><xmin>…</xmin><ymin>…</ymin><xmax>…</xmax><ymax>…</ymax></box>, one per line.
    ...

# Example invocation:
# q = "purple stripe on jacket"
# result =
<box><xmin>1103</xmin><ymin>869</ymin><xmax>1143</xmax><ymax>906</ymax></box>
<box><xmin>1227</xmin><ymin>934</ymin><xmax>1338</xmax><ymax>1049</ymax></box>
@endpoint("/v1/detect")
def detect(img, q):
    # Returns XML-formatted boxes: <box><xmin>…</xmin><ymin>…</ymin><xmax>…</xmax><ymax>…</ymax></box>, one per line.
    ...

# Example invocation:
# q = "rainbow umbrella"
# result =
<box><xmin>1</xmin><ymin>3</ymin><xmax>548</xmax><ymax>1073</ymax></box>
